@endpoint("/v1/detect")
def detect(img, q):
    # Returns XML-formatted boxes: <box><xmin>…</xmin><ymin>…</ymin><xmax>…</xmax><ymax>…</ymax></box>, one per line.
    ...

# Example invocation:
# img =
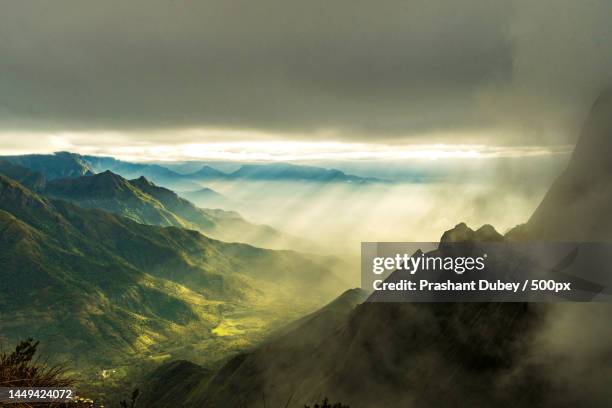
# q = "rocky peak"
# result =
<box><xmin>440</xmin><ymin>222</ymin><xmax>503</xmax><ymax>244</ymax></box>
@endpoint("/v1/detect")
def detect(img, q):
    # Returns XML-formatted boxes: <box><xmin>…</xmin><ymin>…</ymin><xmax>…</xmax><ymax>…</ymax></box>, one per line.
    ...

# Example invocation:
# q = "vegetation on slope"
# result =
<box><xmin>0</xmin><ymin>174</ymin><xmax>342</xmax><ymax>375</ymax></box>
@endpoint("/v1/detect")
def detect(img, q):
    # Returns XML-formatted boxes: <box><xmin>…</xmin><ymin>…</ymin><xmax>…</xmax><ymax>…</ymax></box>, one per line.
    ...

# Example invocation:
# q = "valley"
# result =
<box><xmin>0</xmin><ymin>159</ymin><xmax>348</xmax><ymax>404</ymax></box>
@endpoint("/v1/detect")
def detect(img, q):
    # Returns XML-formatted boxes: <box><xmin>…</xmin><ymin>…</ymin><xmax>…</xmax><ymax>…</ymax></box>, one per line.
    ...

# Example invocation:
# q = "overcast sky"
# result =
<box><xmin>0</xmin><ymin>0</ymin><xmax>610</xmax><ymax>160</ymax></box>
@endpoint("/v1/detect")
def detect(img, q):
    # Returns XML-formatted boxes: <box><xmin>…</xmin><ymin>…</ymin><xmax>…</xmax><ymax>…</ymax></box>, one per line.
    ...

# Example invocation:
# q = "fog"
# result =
<box><xmin>182</xmin><ymin>156</ymin><xmax>568</xmax><ymax>262</ymax></box>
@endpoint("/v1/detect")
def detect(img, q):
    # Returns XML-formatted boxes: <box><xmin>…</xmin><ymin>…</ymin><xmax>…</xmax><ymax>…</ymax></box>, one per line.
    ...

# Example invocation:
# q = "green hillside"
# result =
<box><xmin>0</xmin><ymin>174</ymin><xmax>342</xmax><ymax>375</ymax></box>
<box><xmin>136</xmin><ymin>288</ymin><xmax>368</xmax><ymax>408</ymax></box>
<box><xmin>45</xmin><ymin>171</ymin><xmax>188</xmax><ymax>227</ymax></box>
<box><xmin>151</xmin><ymin>226</ymin><xmax>540</xmax><ymax>408</ymax></box>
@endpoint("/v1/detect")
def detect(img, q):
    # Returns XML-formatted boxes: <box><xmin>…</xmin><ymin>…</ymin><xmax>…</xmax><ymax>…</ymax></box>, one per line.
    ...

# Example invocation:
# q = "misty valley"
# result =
<box><xmin>1</xmin><ymin>93</ymin><xmax>612</xmax><ymax>407</ymax></box>
<box><xmin>1</xmin><ymin>0</ymin><xmax>612</xmax><ymax>405</ymax></box>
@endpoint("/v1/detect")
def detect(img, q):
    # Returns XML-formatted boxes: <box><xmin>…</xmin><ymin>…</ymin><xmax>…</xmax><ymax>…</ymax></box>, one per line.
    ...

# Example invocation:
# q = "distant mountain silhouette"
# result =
<box><xmin>1</xmin><ymin>152</ymin><xmax>94</xmax><ymax>180</ymax></box>
<box><xmin>230</xmin><ymin>163</ymin><xmax>377</xmax><ymax>183</ymax></box>
<box><xmin>83</xmin><ymin>155</ymin><xmax>183</xmax><ymax>179</ymax></box>
<box><xmin>188</xmin><ymin>165</ymin><xmax>229</xmax><ymax>179</ymax></box>
<box><xmin>81</xmin><ymin>154</ymin><xmax>203</xmax><ymax>191</ymax></box>
<box><xmin>180</xmin><ymin>187</ymin><xmax>228</xmax><ymax>209</ymax></box>
<box><xmin>4</xmin><ymin>153</ymin><xmax>381</xmax><ymax>196</ymax></box>
<box><xmin>182</xmin><ymin>162</ymin><xmax>380</xmax><ymax>183</ymax></box>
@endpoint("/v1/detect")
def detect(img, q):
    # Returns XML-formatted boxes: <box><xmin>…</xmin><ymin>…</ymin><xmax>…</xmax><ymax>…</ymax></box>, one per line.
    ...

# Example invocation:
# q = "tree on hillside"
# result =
<box><xmin>0</xmin><ymin>338</ymin><xmax>93</xmax><ymax>407</ymax></box>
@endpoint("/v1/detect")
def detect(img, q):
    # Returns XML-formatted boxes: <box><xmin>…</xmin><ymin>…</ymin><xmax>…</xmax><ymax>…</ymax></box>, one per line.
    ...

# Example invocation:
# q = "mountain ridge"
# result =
<box><xmin>184</xmin><ymin>162</ymin><xmax>381</xmax><ymax>184</ymax></box>
<box><xmin>36</xmin><ymin>171</ymin><xmax>313</xmax><ymax>251</ymax></box>
<box><xmin>4</xmin><ymin>153</ymin><xmax>380</xmax><ymax>185</ymax></box>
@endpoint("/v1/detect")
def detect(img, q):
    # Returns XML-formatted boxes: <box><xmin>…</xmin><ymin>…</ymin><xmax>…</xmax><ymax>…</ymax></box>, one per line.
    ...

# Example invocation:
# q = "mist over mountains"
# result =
<box><xmin>43</xmin><ymin>170</ymin><xmax>313</xmax><ymax>251</ymax></box>
<box><xmin>0</xmin><ymin>155</ymin><xmax>321</xmax><ymax>251</ymax></box>
<box><xmin>0</xmin><ymin>93</ymin><xmax>610</xmax><ymax>406</ymax></box>
<box><xmin>0</xmin><ymin>151</ymin><xmax>355</xmax><ymax>397</ymax></box>
<box><xmin>135</xmin><ymin>91</ymin><xmax>612</xmax><ymax>407</ymax></box>
<box><xmin>0</xmin><ymin>0</ymin><xmax>609</xmax><ymax>405</ymax></box>
<box><xmin>81</xmin><ymin>154</ymin><xmax>379</xmax><ymax>184</ymax></box>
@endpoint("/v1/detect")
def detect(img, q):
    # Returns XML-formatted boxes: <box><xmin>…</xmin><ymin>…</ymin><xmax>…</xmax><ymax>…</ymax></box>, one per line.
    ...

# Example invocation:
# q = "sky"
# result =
<box><xmin>0</xmin><ymin>0</ymin><xmax>610</xmax><ymax>161</ymax></box>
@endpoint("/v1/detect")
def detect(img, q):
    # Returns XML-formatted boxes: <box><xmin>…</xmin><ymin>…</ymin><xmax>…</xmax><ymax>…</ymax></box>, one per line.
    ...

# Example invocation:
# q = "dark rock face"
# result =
<box><xmin>440</xmin><ymin>222</ymin><xmax>504</xmax><ymax>244</ymax></box>
<box><xmin>527</xmin><ymin>90</ymin><xmax>612</xmax><ymax>241</ymax></box>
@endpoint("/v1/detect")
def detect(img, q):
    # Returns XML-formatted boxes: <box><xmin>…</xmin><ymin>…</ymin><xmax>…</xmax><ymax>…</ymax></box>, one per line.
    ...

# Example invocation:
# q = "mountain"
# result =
<box><xmin>0</xmin><ymin>174</ymin><xmax>342</xmax><ymax>370</ymax></box>
<box><xmin>158</xmin><ymin>225</ymin><xmax>541</xmax><ymax>408</ymax></box>
<box><xmin>185</xmin><ymin>162</ymin><xmax>380</xmax><ymax>184</ymax></box>
<box><xmin>82</xmin><ymin>155</ymin><xmax>181</xmax><ymax>179</ymax></box>
<box><xmin>41</xmin><ymin>171</ymin><xmax>312</xmax><ymax>250</ymax></box>
<box><xmin>0</xmin><ymin>160</ymin><xmax>46</xmax><ymax>191</ymax></box>
<box><xmin>512</xmin><ymin>89</ymin><xmax>612</xmax><ymax>241</ymax></box>
<box><xmin>180</xmin><ymin>187</ymin><xmax>228</xmax><ymax>209</ymax></box>
<box><xmin>232</xmin><ymin>163</ymin><xmax>356</xmax><ymax>182</ymax></box>
<box><xmin>1</xmin><ymin>152</ymin><xmax>94</xmax><ymax>180</ymax></box>
<box><xmin>137</xmin><ymin>360</ymin><xmax>213</xmax><ymax>408</ymax></box>
<box><xmin>137</xmin><ymin>288</ymin><xmax>368</xmax><ymax>408</ymax></box>
<box><xmin>44</xmin><ymin>171</ymin><xmax>186</xmax><ymax>227</ymax></box>
<box><xmin>3</xmin><ymin>153</ymin><xmax>381</xmax><ymax>192</ymax></box>
<box><xmin>144</xmin><ymin>91</ymin><xmax>612</xmax><ymax>407</ymax></box>
<box><xmin>188</xmin><ymin>165</ymin><xmax>229</xmax><ymax>179</ymax></box>
<box><xmin>81</xmin><ymin>155</ymin><xmax>202</xmax><ymax>192</ymax></box>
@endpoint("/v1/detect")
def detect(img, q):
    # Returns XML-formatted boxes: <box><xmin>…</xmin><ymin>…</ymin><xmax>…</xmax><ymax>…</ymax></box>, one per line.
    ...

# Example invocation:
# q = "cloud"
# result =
<box><xmin>479</xmin><ymin>0</ymin><xmax>612</xmax><ymax>145</ymax></box>
<box><xmin>0</xmin><ymin>0</ymin><xmax>609</xmax><ymax>145</ymax></box>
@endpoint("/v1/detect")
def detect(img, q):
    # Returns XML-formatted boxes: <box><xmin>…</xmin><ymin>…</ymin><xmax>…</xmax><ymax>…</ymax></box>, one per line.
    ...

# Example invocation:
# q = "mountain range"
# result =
<box><xmin>186</xmin><ymin>162</ymin><xmax>381</xmax><ymax>183</ymax></box>
<box><xmin>3</xmin><ymin>92</ymin><xmax>610</xmax><ymax>407</ymax></box>
<box><xmin>0</xmin><ymin>172</ymin><xmax>343</xmax><ymax>371</ymax></box>
<box><xmin>138</xmin><ymin>91</ymin><xmax>612</xmax><ymax>407</ymax></box>
<box><xmin>81</xmin><ymin>155</ymin><xmax>203</xmax><ymax>192</ymax></box>
<box><xmin>42</xmin><ymin>170</ymin><xmax>311</xmax><ymax>251</ymax></box>
<box><xmin>0</xmin><ymin>157</ymin><xmax>315</xmax><ymax>251</ymax></box>
<box><xmin>78</xmin><ymin>154</ymin><xmax>378</xmax><ymax>184</ymax></box>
